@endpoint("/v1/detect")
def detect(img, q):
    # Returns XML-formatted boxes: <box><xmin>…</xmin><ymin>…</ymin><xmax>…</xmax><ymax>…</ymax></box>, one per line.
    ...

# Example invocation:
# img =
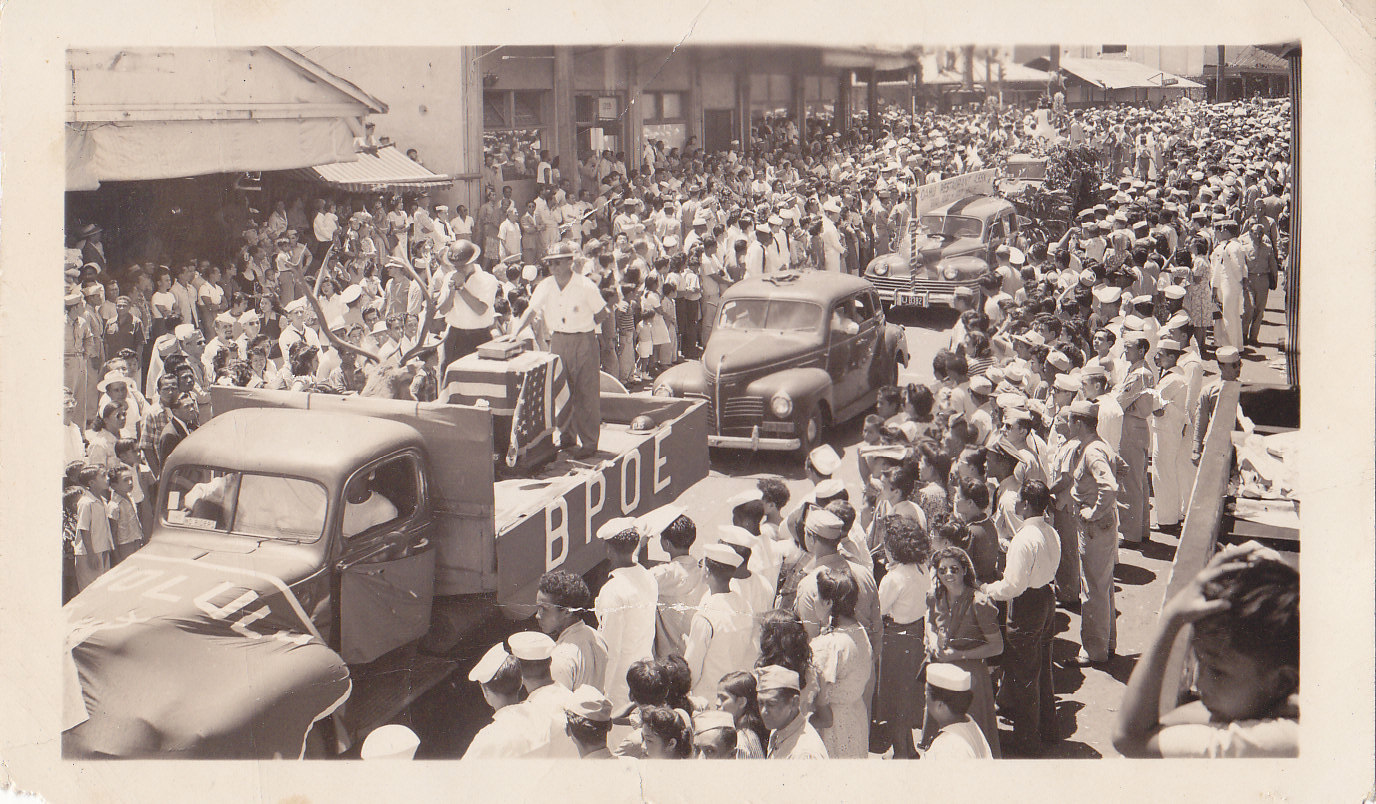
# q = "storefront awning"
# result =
<box><xmin>284</xmin><ymin>145</ymin><xmax>453</xmax><ymax>193</ymax></box>
<box><xmin>67</xmin><ymin>47</ymin><xmax>386</xmax><ymax>190</ymax></box>
<box><xmin>822</xmin><ymin>46</ymin><xmax>922</xmax><ymax>72</ymax></box>
<box><xmin>1026</xmin><ymin>56</ymin><xmax>1204</xmax><ymax>90</ymax></box>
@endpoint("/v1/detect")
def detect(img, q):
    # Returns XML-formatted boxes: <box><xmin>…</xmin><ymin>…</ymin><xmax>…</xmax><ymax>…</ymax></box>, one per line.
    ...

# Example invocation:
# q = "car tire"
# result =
<box><xmin>797</xmin><ymin>405</ymin><xmax>824</xmax><ymax>461</ymax></box>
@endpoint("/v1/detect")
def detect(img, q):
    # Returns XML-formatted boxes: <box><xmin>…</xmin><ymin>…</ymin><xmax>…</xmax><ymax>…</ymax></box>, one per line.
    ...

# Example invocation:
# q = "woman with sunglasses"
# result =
<box><xmin>924</xmin><ymin>545</ymin><xmax>1003</xmax><ymax>756</ymax></box>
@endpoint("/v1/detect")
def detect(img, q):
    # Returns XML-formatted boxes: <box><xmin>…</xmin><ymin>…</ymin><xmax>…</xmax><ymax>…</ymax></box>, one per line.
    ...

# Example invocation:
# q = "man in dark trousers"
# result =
<box><xmin>980</xmin><ymin>480</ymin><xmax>1060</xmax><ymax>756</ymax></box>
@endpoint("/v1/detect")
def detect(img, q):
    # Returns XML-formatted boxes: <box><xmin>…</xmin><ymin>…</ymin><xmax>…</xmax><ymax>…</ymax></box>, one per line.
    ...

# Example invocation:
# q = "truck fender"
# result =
<box><xmin>747</xmin><ymin>366</ymin><xmax>835</xmax><ymax>421</ymax></box>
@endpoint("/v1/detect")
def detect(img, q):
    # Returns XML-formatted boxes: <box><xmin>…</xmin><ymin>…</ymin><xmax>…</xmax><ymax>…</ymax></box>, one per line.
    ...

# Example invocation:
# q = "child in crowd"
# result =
<box><xmin>107</xmin><ymin>464</ymin><xmax>145</xmax><ymax>564</ymax></box>
<box><xmin>73</xmin><ymin>464</ymin><xmax>114</xmax><ymax>591</ymax></box>
<box><xmin>1113</xmin><ymin>542</ymin><xmax>1298</xmax><ymax>758</ymax></box>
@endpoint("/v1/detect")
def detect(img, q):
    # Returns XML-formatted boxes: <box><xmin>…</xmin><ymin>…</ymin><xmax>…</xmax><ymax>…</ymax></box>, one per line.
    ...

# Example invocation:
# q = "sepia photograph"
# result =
<box><xmin>58</xmin><ymin>40</ymin><xmax>1301</xmax><ymax>761</ymax></box>
<box><xmin>2</xmin><ymin>0</ymin><xmax>1373</xmax><ymax>801</ymax></box>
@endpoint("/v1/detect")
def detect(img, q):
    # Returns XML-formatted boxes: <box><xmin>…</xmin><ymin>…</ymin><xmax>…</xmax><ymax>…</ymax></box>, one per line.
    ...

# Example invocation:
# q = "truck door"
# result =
<box><xmin>334</xmin><ymin>451</ymin><xmax>436</xmax><ymax>665</ymax></box>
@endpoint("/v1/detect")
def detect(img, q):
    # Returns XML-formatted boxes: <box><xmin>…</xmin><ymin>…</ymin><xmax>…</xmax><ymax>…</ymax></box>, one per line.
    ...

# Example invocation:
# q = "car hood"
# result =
<box><xmin>700</xmin><ymin>328</ymin><xmax>824</xmax><ymax>377</ymax></box>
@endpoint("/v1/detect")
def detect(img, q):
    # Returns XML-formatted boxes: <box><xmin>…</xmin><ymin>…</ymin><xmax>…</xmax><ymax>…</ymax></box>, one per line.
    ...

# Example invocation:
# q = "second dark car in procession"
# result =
<box><xmin>653</xmin><ymin>271</ymin><xmax>907</xmax><ymax>456</ymax></box>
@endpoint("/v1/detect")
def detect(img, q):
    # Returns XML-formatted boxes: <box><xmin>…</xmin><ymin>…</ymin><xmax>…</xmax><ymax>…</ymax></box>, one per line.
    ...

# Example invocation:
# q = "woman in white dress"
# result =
<box><xmin>808</xmin><ymin>566</ymin><xmax>873</xmax><ymax>759</ymax></box>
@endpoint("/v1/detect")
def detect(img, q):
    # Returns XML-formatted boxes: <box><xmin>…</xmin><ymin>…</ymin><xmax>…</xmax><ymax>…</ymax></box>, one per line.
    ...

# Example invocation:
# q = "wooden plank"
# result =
<box><xmin>1157</xmin><ymin>381</ymin><xmax>1240</xmax><ymax>718</ymax></box>
<box><xmin>1228</xmin><ymin>517</ymin><xmax>1300</xmax><ymax>543</ymax></box>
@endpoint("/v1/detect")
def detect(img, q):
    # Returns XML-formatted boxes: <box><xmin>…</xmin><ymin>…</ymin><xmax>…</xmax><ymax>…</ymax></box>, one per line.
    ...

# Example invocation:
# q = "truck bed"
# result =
<box><xmin>493</xmin><ymin>424</ymin><xmax>644</xmax><ymax>527</ymax></box>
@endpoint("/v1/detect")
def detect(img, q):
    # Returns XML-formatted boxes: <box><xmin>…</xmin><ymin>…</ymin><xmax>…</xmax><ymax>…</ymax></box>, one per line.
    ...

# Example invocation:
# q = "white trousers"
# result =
<box><xmin>1150</xmin><ymin>414</ymin><xmax>1192</xmax><ymax>527</ymax></box>
<box><xmin>1216</xmin><ymin>280</ymin><xmax>1244</xmax><ymax>349</ymax></box>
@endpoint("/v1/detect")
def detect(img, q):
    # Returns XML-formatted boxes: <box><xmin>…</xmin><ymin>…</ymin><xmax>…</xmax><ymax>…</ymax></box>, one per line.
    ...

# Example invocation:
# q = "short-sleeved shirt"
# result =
<box><xmin>924</xmin><ymin>717</ymin><xmax>993</xmax><ymax>758</ymax></box>
<box><xmin>106</xmin><ymin>492</ymin><xmax>143</xmax><ymax>546</ymax></box>
<box><xmin>528</xmin><ymin>273</ymin><xmax>606</xmax><ymax>334</ymax></box>
<box><xmin>77</xmin><ymin>491</ymin><xmax>114</xmax><ymax>554</ymax></box>
<box><xmin>878</xmin><ymin>562</ymin><xmax>929</xmax><ymax>625</ymax></box>
<box><xmin>551</xmin><ymin>620</ymin><xmax>610</xmax><ymax>693</ymax></box>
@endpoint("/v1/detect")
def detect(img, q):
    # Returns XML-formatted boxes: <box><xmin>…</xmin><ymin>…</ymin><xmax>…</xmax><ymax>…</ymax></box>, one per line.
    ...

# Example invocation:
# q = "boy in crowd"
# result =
<box><xmin>1113</xmin><ymin>541</ymin><xmax>1298</xmax><ymax>757</ymax></box>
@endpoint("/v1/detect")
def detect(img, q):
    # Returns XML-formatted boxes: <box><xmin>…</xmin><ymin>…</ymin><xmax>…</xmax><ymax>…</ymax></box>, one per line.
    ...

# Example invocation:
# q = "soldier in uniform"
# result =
<box><xmin>462</xmin><ymin>643</ymin><xmax>546</xmax><ymax>759</ymax></box>
<box><xmin>1192</xmin><ymin>346</ymin><xmax>1251</xmax><ymax>465</ymax></box>
<box><xmin>1149</xmin><ymin>339</ymin><xmax>1192</xmax><ymax>535</ymax></box>
<box><xmin>1062</xmin><ymin>401</ymin><xmax>1121</xmax><ymax>668</ymax></box>
<box><xmin>563</xmin><ymin>685</ymin><xmax>616</xmax><ymax>759</ymax></box>
<box><xmin>1114</xmin><ymin>333</ymin><xmax>1155</xmax><ymax>545</ymax></box>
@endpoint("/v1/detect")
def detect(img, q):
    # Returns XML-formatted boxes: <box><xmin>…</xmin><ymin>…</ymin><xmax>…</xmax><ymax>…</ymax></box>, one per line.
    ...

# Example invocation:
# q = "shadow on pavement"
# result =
<box><xmin>1113</xmin><ymin>562</ymin><xmax>1157</xmax><ymax>586</ymax></box>
<box><xmin>1136</xmin><ymin>538</ymin><xmax>1179</xmax><ymax>563</ymax></box>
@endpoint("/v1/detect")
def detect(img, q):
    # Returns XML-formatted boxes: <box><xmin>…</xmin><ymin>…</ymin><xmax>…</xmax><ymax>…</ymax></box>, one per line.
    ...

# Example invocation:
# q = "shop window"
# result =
<box><xmin>484</xmin><ymin>90</ymin><xmax>550</xmax><ymax>181</ymax></box>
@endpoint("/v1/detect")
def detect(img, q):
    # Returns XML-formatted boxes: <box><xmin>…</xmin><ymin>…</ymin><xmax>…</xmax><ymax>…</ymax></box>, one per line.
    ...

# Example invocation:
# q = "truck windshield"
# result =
<box><xmin>716</xmin><ymin>298</ymin><xmax>822</xmax><ymax>333</ymax></box>
<box><xmin>920</xmin><ymin>214</ymin><xmax>984</xmax><ymax>240</ymax></box>
<box><xmin>163</xmin><ymin>466</ymin><xmax>327</xmax><ymax>543</ymax></box>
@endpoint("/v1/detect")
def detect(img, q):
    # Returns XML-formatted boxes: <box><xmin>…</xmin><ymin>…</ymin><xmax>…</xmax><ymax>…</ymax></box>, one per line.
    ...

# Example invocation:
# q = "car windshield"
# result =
<box><xmin>716</xmin><ymin>298</ymin><xmax>822</xmax><ymax>333</ymax></box>
<box><xmin>163</xmin><ymin>465</ymin><xmax>328</xmax><ymax>543</ymax></box>
<box><xmin>920</xmin><ymin>214</ymin><xmax>984</xmax><ymax>240</ymax></box>
<box><xmin>1005</xmin><ymin>159</ymin><xmax>1047</xmax><ymax>179</ymax></box>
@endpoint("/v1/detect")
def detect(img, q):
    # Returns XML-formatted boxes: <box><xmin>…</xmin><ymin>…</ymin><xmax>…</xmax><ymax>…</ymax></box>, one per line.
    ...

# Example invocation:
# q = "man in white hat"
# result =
<box><xmin>235</xmin><ymin>310</ymin><xmax>262</xmax><ymax>358</ymax></box>
<box><xmin>361</xmin><ymin>724</ymin><xmax>421</xmax><ymax>761</ymax></box>
<box><xmin>1115</xmin><ymin>333</ymin><xmax>1155</xmax><ymax>546</ymax></box>
<box><xmin>512</xmin><ymin>241</ymin><xmax>608</xmax><ymax>458</ymax></box>
<box><xmin>278</xmin><ymin>297</ymin><xmax>321</xmax><ymax>361</ymax></box>
<box><xmin>563</xmin><ymin>685</ymin><xmax>616</xmax><ymax>758</ymax></box>
<box><xmin>1149</xmin><ymin>339</ymin><xmax>1193</xmax><ymax>534</ymax></box>
<box><xmin>1209</xmin><ymin>220</ymin><xmax>1247</xmax><ymax>350</ymax></box>
<box><xmin>743</xmin><ymin>222</ymin><xmax>769</xmax><ymax>278</ymax></box>
<box><xmin>818</xmin><ymin>198</ymin><xmax>845</xmax><ymax>272</ymax></box>
<box><xmin>202</xmin><ymin>312</ymin><xmax>240</xmax><ymax>380</ymax></box>
<box><xmin>682</xmin><ymin>543</ymin><xmax>755</xmax><ymax>700</ymax></box>
<box><xmin>507</xmin><ymin>631</ymin><xmax>580</xmax><ymax>758</ymax></box>
<box><xmin>1079</xmin><ymin>366</ymin><xmax>1122</xmax><ymax>453</ymax></box>
<box><xmin>1191</xmin><ymin>346</ymin><xmax>1253</xmax><ymax>465</ymax></box>
<box><xmin>462</xmin><ymin>642</ymin><xmax>549</xmax><ymax>759</ymax></box>
<box><xmin>593</xmin><ymin>518</ymin><xmax>657</xmax><ymax>710</ymax></box>
<box><xmin>1060</xmin><ymin>401</ymin><xmax>1121</xmax><ymax>670</ymax></box>
<box><xmin>534</xmin><ymin>569</ymin><xmax>608</xmax><ymax>693</ymax></box>
<box><xmin>756</xmin><ymin>665</ymin><xmax>828</xmax><ymax>759</ymax></box>
<box><xmin>922</xmin><ymin>664</ymin><xmax>992</xmax><ymax>758</ymax></box>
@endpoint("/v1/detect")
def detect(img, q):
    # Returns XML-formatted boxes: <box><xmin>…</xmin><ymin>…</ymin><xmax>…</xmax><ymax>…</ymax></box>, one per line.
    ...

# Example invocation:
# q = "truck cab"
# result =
<box><xmin>157</xmin><ymin>408</ymin><xmax>439</xmax><ymax>665</ymax></box>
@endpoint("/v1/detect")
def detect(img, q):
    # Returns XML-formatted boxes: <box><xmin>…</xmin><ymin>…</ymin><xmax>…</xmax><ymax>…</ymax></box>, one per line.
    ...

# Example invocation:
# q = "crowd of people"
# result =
<box><xmin>459</xmin><ymin>430</ymin><xmax>1297</xmax><ymax>760</ymax></box>
<box><xmin>62</xmin><ymin>90</ymin><xmax>1298</xmax><ymax>757</ymax></box>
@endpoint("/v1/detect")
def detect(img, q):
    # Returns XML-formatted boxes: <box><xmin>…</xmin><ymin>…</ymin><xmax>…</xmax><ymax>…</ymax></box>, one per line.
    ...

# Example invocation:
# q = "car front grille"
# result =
<box><xmin>685</xmin><ymin>390</ymin><xmax>765</xmax><ymax>433</ymax></box>
<box><xmin>868</xmin><ymin>274</ymin><xmax>966</xmax><ymax>296</ymax></box>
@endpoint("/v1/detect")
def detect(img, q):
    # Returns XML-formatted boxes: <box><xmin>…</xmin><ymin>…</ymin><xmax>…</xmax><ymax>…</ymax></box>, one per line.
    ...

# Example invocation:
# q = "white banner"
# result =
<box><xmin>915</xmin><ymin>169</ymin><xmax>997</xmax><ymax>215</ymax></box>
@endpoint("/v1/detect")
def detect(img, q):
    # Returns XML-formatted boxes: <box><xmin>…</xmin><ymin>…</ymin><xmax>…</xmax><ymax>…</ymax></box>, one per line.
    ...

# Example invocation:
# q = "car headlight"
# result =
<box><xmin>770</xmin><ymin>393</ymin><xmax>793</xmax><ymax>418</ymax></box>
<box><xmin>652</xmin><ymin>384</ymin><xmax>675</xmax><ymax>397</ymax></box>
<box><xmin>870</xmin><ymin>261</ymin><xmax>889</xmax><ymax>277</ymax></box>
<box><xmin>942</xmin><ymin>264</ymin><xmax>959</xmax><ymax>280</ymax></box>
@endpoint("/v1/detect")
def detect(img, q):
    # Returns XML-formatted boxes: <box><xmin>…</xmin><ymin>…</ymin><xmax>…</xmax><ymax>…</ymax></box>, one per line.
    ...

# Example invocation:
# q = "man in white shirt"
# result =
<box><xmin>743</xmin><ymin>224</ymin><xmax>768</xmax><ymax>278</ymax></box>
<box><xmin>341</xmin><ymin>473</ymin><xmax>398</xmax><ymax>538</ymax></box>
<box><xmin>981</xmin><ymin>479</ymin><xmax>1059</xmax><ymax>757</ymax></box>
<box><xmin>430</xmin><ymin>240</ymin><xmax>499</xmax><ymax>371</ymax></box>
<box><xmin>462</xmin><ymin>643</ymin><xmax>550</xmax><ymax>759</ymax></box>
<box><xmin>506</xmin><ymin>631</ymin><xmax>581</xmax><ymax>758</ymax></box>
<box><xmin>1210</xmin><ymin>220</ymin><xmax>1247</xmax><ymax>350</ymax></box>
<box><xmin>510</xmin><ymin>241</ymin><xmax>608</xmax><ymax>458</ymax></box>
<box><xmin>1080</xmin><ymin>366</ymin><xmax>1122</xmax><ymax>453</ymax></box>
<box><xmin>592</xmin><ymin>518</ymin><xmax>657</xmax><ymax>710</ymax></box>
<box><xmin>683</xmin><ymin>544</ymin><xmax>756</xmax><ymax>700</ymax></box>
<box><xmin>819</xmin><ymin>200</ymin><xmax>845</xmax><ymax>272</ymax></box>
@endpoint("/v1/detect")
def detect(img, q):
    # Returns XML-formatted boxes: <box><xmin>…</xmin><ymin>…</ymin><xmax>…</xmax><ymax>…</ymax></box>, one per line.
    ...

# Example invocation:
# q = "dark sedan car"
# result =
<box><xmin>653</xmin><ymin>271</ymin><xmax>907</xmax><ymax>456</ymax></box>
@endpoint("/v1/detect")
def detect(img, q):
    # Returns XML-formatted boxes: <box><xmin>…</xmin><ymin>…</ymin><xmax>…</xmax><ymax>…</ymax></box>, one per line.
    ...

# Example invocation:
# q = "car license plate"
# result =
<box><xmin>896</xmin><ymin>291</ymin><xmax>929</xmax><ymax>307</ymax></box>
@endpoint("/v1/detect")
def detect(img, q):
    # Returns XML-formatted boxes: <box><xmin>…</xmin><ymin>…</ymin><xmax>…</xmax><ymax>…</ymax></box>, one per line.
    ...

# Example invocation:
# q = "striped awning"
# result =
<box><xmin>288</xmin><ymin>144</ymin><xmax>453</xmax><ymax>193</ymax></box>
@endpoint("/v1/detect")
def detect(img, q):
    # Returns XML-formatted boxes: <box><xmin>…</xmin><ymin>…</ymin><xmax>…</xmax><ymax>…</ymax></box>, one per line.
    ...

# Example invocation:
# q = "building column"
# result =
<box><xmin>866</xmin><ymin>68</ymin><xmax>879</xmax><ymax>140</ymax></box>
<box><xmin>736</xmin><ymin>70</ymin><xmax>751</xmax><ymax>149</ymax></box>
<box><xmin>686</xmin><ymin>49</ymin><xmax>703</xmax><ymax>149</ymax></box>
<box><xmin>836</xmin><ymin>71</ymin><xmax>852</xmax><ymax>135</ymax></box>
<box><xmin>553</xmin><ymin>46</ymin><xmax>577</xmax><ymax>194</ymax></box>
<box><xmin>626</xmin><ymin>49</ymin><xmax>643</xmax><ymax>175</ymax></box>
<box><xmin>792</xmin><ymin>73</ymin><xmax>807</xmax><ymax>148</ymax></box>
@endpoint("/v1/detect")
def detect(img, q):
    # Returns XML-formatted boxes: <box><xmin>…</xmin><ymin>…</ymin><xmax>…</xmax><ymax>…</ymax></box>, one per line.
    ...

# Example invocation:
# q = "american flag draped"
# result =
<box><xmin>506</xmin><ymin>353</ymin><xmax>572</xmax><ymax>469</ymax></box>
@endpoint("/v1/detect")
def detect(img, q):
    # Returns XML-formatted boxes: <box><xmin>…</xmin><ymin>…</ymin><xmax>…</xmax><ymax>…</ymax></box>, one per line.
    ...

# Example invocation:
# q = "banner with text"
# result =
<box><xmin>916</xmin><ymin>169</ymin><xmax>997</xmax><ymax>215</ymax></box>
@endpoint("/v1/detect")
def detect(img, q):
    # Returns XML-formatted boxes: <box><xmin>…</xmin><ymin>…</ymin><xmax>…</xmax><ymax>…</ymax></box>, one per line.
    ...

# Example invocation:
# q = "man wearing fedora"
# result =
<box><xmin>511</xmin><ymin>241</ymin><xmax>608</xmax><ymax>459</ymax></box>
<box><xmin>431</xmin><ymin>239</ymin><xmax>499</xmax><ymax>371</ymax></box>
